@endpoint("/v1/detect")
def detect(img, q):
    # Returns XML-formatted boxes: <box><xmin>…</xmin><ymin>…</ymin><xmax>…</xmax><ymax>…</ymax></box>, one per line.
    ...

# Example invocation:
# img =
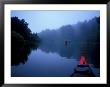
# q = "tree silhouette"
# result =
<box><xmin>11</xmin><ymin>17</ymin><xmax>40</xmax><ymax>66</ymax></box>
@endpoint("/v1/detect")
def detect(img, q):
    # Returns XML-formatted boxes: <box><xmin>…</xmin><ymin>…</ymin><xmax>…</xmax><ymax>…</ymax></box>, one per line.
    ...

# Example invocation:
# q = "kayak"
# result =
<box><xmin>70</xmin><ymin>64</ymin><xmax>96</xmax><ymax>77</ymax></box>
<box><xmin>70</xmin><ymin>55</ymin><xmax>100</xmax><ymax>77</ymax></box>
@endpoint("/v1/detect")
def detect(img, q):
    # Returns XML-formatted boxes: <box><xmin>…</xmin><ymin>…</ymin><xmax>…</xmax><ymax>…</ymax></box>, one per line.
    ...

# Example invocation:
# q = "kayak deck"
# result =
<box><xmin>71</xmin><ymin>64</ymin><xmax>96</xmax><ymax>77</ymax></box>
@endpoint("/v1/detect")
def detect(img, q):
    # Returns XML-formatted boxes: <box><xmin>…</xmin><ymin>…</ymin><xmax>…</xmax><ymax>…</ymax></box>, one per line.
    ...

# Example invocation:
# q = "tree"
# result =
<box><xmin>11</xmin><ymin>17</ymin><xmax>40</xmax><ymax>66</ymax></box>
<box><xmin>11</xmin><ymin>17</ymin><xmax>32</xmax><ymax>40</ymax></box>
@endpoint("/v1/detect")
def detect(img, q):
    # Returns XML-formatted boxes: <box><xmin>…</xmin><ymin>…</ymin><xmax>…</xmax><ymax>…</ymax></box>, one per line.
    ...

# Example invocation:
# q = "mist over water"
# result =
<box><xmin>11</xmin><ymin>16</ymin><xmax>100</xmax><ymax>77</ymax></box>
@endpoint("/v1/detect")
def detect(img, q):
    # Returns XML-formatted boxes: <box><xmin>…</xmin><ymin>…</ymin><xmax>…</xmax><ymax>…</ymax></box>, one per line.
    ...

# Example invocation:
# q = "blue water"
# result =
<box><xmin>11</xmin><ymin>49</ymin><xmax>78</xmax><ymax>77</ymax></box>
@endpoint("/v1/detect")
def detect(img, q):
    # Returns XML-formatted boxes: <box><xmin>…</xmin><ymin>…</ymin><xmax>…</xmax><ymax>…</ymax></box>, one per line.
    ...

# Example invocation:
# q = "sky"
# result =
<box><xmin>11</xmin><ymin>10</ymin><xmax>100</xmax><ymax>33</ymax></box>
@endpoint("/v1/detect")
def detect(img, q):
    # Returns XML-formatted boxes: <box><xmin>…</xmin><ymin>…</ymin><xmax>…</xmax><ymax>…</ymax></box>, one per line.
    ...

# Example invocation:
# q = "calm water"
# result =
<box><xmin>11</xmin><ymin>41</ymin><xmax>100</xmax><ymax>77</ymax></box>
<box><xmin>11</xmin><ymin>48</ymin><xmax>78</xmax><ymax>77</ymax></box>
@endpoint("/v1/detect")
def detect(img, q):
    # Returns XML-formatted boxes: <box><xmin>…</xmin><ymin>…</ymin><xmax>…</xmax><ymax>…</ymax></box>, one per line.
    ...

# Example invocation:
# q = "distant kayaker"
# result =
<box><xmin>64</xmin><ymin>40</ymin><xmax>71</xmax><ymax>46</ymax></box>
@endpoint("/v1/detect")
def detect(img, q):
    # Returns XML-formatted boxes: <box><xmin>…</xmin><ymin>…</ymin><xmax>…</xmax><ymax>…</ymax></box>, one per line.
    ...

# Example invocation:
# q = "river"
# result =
<box><xmin>11</xmin><ymin>48</ymin><xmax>79</xmax><ymax>77</ymax></box>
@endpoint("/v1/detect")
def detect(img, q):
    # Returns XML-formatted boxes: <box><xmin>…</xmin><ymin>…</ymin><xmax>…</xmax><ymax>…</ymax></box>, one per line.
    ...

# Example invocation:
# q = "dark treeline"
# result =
<box><xmin>11</xmin><ymin>17</ymin><xmax>40</xmax><ymax>66</ymax></box>
<box><xmin>38</xmin><ymin>17</ymin><xmax>100</xmax><ymax>68</ymax></box>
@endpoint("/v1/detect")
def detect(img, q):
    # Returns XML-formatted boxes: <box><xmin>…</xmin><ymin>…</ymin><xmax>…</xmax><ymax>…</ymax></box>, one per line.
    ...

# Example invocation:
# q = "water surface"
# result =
<box><xmin>11</xmin><ymin>48</ymin><xmax>78</xmax><ymax>77</ymax></box>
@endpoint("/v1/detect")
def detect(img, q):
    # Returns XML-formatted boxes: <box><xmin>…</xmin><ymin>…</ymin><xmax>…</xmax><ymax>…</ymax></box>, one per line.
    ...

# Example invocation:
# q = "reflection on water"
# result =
<box><xmin>11</xmin><ymin>42</ymin><xmax>38</xmax><ymax>66</ymax></box>
<box><xmin>11</xmin><ymin>49</ymin><xmax>78</xmax><ymax>77</ymax></box>
<box><xmin>11</xmin><ymin>41</ymin><xmax>100</xmax><ymax>77</ymax></box>
<box><xmin>38</xmin><ymin>41</ymin><xmax>80</xmax><ymax>59</ymax></box>
<box><xmin>11</xmin><ymin>16</ymin><xmax>100</xmax><ymax>77</ymax></box>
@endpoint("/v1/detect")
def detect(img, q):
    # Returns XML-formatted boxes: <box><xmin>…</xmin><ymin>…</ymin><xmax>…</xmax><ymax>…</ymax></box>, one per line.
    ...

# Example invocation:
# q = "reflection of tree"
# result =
<box><xmin>11</xmin><ymin>40</ymin><xmax>39</xmax><ymax>66</ymax></box>
<box><xmin>38</xmin><ymin>17</ymin><xmax>100</xmax><ymax>67</ymax></box>
<box><xmin>38</xmin><ymin>41</ymin><xmax>79</xmax><ymax>59</ymax></box>
<box><xmin>11</xmin><ymin>17</ymin><xmax>40</xmax><ymax>66</ymax></box>
<box><xmin>12</xmin><ymin>43</ymin><xmax>30</xmax><ymax>66</ymax></box>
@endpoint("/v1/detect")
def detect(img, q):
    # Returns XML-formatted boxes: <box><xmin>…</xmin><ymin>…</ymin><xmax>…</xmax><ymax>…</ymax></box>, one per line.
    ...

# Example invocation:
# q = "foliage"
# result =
<box><xmin>38</xmin><ymin>16</ymin><xmax>100</xmax><ymax>67</ymax></box>
<box><xmin>11</xmin><ymin>17</ymin><xmax>40</xmax><ymax>66</ymax></box>
<box><xmin>11</xmin><ymin>31</ymin><xmax>25</xmax><ymax>50</ymax></box>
